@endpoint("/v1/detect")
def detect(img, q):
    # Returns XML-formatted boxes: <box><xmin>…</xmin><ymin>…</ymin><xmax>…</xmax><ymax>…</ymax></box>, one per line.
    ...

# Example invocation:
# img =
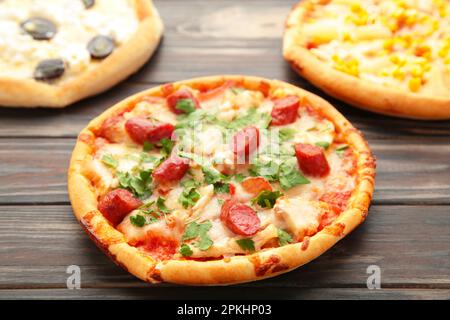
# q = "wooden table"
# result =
<box><xmin>1</xmin><ymin>0</ymin><xmax>449</xmax><ymax>300</ymax></box>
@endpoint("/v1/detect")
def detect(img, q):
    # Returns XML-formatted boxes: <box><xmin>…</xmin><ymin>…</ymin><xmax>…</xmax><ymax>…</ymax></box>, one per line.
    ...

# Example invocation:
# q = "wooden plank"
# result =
<box><xmin>0</xmin><ymin>0</ymin><xmax>449</xmax><ymax>138</ymax></box>
<box><xmin>1</xmin><ymin>288</ymin><xmax>450</xmax><ymax>300</ymax></box>
<box><xmin>1</xmin><ymin>205</ymin><xmax>449</xmax><ymax>289</ymax></box>
<box><xmin>0</xmin><ymin>138</ymin><xmax>449</xmax><ymax>205</ymax></box>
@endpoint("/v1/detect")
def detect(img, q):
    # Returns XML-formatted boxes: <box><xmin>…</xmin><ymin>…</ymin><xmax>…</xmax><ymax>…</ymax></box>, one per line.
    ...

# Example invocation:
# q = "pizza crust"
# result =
<box><xmin>283</xmin><ymin>1</ymin><xmax>450</xmax><ymax>120</ymax></box>
<box><xmin>0</xmin><ymin>0</ymin><xmax>163</xmax><ymax>108</ymax></box>
<box><xmin>68</xmin><ymin>75</ymin><xmax>376</xmax><ymax>285</ymax></box>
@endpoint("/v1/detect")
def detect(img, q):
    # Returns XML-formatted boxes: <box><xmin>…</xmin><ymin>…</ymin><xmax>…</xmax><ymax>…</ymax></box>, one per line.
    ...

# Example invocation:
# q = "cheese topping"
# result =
<box><xmin>90</xmin><ymin>83</ymin><xmax>358</xmax><ymax>260</ymax></box>
<box><xmin>0</xmin><ymin>0</ymin><xmax>139</xmax><ymax>80</ymax></box>
<box><xmin>299</xmin><ymin>0</ymin><xmax>450</xmax><ymax>95</ymax></box>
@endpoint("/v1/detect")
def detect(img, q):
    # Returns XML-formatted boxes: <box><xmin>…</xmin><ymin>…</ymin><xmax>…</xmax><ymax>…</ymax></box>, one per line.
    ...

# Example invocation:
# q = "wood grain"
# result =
<box><xmin>0</xmin><ymin>138</ymin><xmax>449</xmax><ymax>205</ymax></box>
<box><xmin>0</xmin><ymin>0</ymin><xmax>449</xmax><ymax>299</ymax></box>
<box><xmin>1</xmin><ymin>205</ymin><xmax>449</xmax><ymax>290</ymax></box>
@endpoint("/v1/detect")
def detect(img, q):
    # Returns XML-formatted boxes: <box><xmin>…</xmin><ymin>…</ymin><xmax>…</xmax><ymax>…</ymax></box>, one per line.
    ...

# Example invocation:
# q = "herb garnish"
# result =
<box><xmin>252</xmin><ymin>190</ymin><xmax>283</xmax><ymax>208</ymax></box>
<box><xmin>236</xmin><ymin>239</ymin><xmax>255</xmax><ymax>252</ymax></box>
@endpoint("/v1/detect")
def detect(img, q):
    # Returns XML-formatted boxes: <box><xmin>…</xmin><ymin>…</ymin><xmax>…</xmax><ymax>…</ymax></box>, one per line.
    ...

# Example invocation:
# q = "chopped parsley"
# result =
<box><xmin>236</xmin><ymin>239</ymin><xmax>255</xmax><ymax>252</ymax></box>
<box><xmin>101</xmin><ymin>154</ymin><xmax>118</xmax><ymax>169</ymax></box>
<box><xmin>316</xmin><ymin>141</ymin><xmax>330</xmax><ymax>149</ymax></box>
<box><xmin>252</xmin><ymin>190</ymin><xmax>283</xmax><ymax>209</ymax></box>
<box><xmin>179</xmin><ymin>181</ymin><xmax>201</xmax><ymax>209</ymax></box>
<box><xmin>117</xmin><ymin>170</ymin><xmax>152</xmax><ymax>198</ymax></box>
<box><xmin>336</xmin><ymin>144</ymin><xmax>349</xmax><ymax>157</ymax></box>
<box><xmin>226</xmin><ymin>108</ymin><xmax>271</xmax><ymax>130</ymax></box>
<box><xmin>176</xmin><ymin>99</ymin><xmax>196</xmax><ymax>114</ymax></box>
<box><xmin>156</xmin><ymin>196</ymin><xmax>170</xmax><ymax>214</ymax></box>
<box><xmin>179</xmin><ymin>243</ymin><xmax>194</xmax><ymax>257</ymax></box>
<box><xmin>213</xmin><ymin>182</ymin><xmax>230</xmax><ymax>194</ymax></box>
<box><xmin>143</xmin><ymin>141</ymin><xmax>154</xmax><ymax>152</ymax></box>
<box><xmin>130</xmin><ymin>214</ymin><xmax>146</xmax><ymax>227</ymax></box>
<box><xmin>279</xmin><ymin>128</ymin><xmax>296</xmax><ymax>142</ymax></box>
<box><xmin>181</xmin><ymin>220</ymin><xmax>213</xmax><ymax>251</ymax></box>
<box><xmin>278</xmin><ymin>229</ymin><xmax>294</xmax><ymax>246</ymax></box>
<box><xmin>159</xmin><ymin>138</ymin><xmax>174</xmax><ymax>158</ymax></box>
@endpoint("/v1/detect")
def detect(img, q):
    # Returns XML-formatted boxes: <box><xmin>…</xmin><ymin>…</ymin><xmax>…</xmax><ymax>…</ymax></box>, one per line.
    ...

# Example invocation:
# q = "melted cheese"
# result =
<box><xmin>300</xmin><ymin>0</ymin><xmax>450</xmax><ymax>95</ymax></box>
<box><xmin>0</xmin><ymin>0</ymin><xmax>138</xmax><ymax>79</ymax></box>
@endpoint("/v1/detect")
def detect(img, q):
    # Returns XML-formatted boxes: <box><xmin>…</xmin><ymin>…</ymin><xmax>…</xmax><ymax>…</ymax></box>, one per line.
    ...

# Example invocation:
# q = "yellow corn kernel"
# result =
<box><xmin>392</xmin><ymin>67</ymin><xmax>406</xmax><ymax>81</ymax></box>
<box><xmin>408</xmin><ymin>77</ymin><xmax>422</xmax><ymax>92</ymax></box>
<box><xmin>409</xmin><ymin>65</ymin><xmax>424</xmax><ymax>78</ymax></box>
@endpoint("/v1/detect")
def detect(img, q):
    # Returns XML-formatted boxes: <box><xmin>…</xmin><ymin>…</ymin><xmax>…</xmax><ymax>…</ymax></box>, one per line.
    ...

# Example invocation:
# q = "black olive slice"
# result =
<box><xmin>33</xmin><ymin>59</ymin><xmax>65</xmax><ymax>81</ymax></box>
<box><xmin>21</xmin><ymin>17</ymin><xmax>57</xmax><ymax>40</ymax></box>
<box><xmin>87</xmin><ymin>35</ymin><xmax>115</xmax><ymax>59</ymax></box>
<box><xmin>82</xmin><ymin>0</ymin><xmax>95</xmax><ymax>9</ymax></box>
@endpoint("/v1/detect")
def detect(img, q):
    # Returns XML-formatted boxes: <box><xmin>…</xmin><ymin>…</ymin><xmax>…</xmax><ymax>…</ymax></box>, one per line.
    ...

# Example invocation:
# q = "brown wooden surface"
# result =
<box><xmin>0</xmin><ymin>0</ymin><xmax>449</xmax><ymax>300</ymax></box>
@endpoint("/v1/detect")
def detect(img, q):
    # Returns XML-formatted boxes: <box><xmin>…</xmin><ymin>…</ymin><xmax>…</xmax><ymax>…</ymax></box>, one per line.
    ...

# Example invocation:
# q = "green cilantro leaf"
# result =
<box><xmin>213</xmin><ymin>182</ymin><xmax>230</xmax><ymax>194</ymax></box>
<box><xmin>176</xmin><ymin>99</ymin><xmax>196</xmax><ymax>114</ymax></box>
<box><xmin>336</xmin><ymin>144</ymin><xmax>349</xmax><ymax>157</ymax></box>
<box><xmin>101</xmin><ymin>154</ymin><xmax>118</xmax><ymax>169</ymax></box>
<box><xmin>181</xmin><ymin>220</ymin><xmax>213</xmax><ymax>251</ymax></box>
<box><xmin>236</xmin><ymin>239</ymin><xmax>255</xmax><ymax>252</ymax></box>
<box><xmin>278</xmin><ymin>229</ymin><xmax>294</xmax><ymax>246</ymax></box>
<box><xmin>117</xmin><ymin>171</ymin><xmax>152</xmax><ymax>198</ymax></box>
<box><xmin>279</xmin><ymin>128</ymin><xmax>296</xmax><ymax>142</ymax></box>
<box><xmin>143</xmin><ymin>141</ymin><xmax>154</xmax><ymax>152</ymax></box>
<box><xmin>156</xmin><ymin>197</ymin><xmax>170</xmax><ymax>213</ymax></box>
<box><xmin>159</xmin><ymin>138</ymin><xmax>174</xmax><ymax>158</ymax></box>
<box><xmin>252</xmin><ymin>190</ymin><xmax>283</xmax><ymax>209</ymax></box>
<box><xmin>130</xmin><ymin>215</ymin><xmax>146</xmax><ymax>227</ymax></box>
<box><xmin>227</xmin><ymin>108</ymin><xmax>272</xmax><ymax>130</ymax></box>
<box><xmin>316</xmin><ymin>141</ymin><xmax>330</xmax><ymax>149</ymax></box>
<box><xmin>279</xmin><ymin>159</ymin><xmax>310</xmax><ymax>190</ymax></box>
<box><xmin>179</xmin><ymin>187</ymin><xmax>201</xmax><ymax>209</ymax></box>
<box><xmin>179</xmin><ymin>244</ymin><xmax>193</xmax><ymax>257</ymax></box>
<box><xmin>232</xmin><ymin>173</ymin><xmax>246</xmax><ymax>183</ymax></box>
<box><xmin>202</xmin><ymin>166</ymin><xmax>223</xmax><ymax>185</ymax></box>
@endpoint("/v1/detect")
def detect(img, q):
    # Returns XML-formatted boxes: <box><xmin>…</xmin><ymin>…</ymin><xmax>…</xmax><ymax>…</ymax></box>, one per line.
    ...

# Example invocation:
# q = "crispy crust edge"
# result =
<box><xmin>0</xmin><ymin>0</ymin><xmax>163</xmax><ymax>108</ymax></box>
<box><xmin>283</xmin><ymin>1</ymin><xmax>450</xmax><ymax>120</ymax></box>
<box><xmin>68</xmin><ymin>75</ymin><xmax>376</xmax><ymax>285</ymax></box>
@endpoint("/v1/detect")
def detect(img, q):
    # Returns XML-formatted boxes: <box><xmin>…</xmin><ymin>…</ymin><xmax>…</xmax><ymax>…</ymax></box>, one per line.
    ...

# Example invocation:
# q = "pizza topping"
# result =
<box><xmin>90</xmin><ymin>82</ymin><xmax>358</xmax><ymax>260</ymax></box>
<box><xmin>125</xmin><ymin>118</ymin><xmax>175</xmax><ymax>145</ymax></box>
<box><xmin>33</xmin><ymin>59</ymin><xmax>65</xmax><ymax>80</ymax></box>
<box><xmin>152</xmin><ymin>155</ymin><xmax>190</xmax><ymax>184</ymax></box>
<box><xmin>98</xmin><ymin>188</ymin><xmax>143</xmax><ymax>226</ymax></box>
<box><xmin>87</xmin><ymin>35</ymin><xmax>115</xmax><ymax>59</ymax></box>
<box><xmin>166</xmin><ymin>89</ymin><xmax>201</xmax><ymax>114</ymax></box>
<box><xmin>220</xmin><ymin>200</ymin><xmax>261</xmax><ymax>236</ymax></box>
<box><xmin>82</xmin><ymin>0</ymin><xmax>95</xmax><ymax>9</ymax></box>
<box><xmin>252</xmin><ymin>190</ymin><xmax>283</xmax><ymax>209</ymax></box>
<box><xmin>270</xmin><ymin>96</ymin><xmax>300</xmax><ymax>126</ymax></box>
<box><xmin>232</xmin><ymin>126</ymin><xmax>260</xmax><ymax>161</ymax></box>
<box><xmin>294</xmin><ymin>143</ymin><xmax>330</xmax><ymax>177</ymax></box>
<box><xmin>241</xmin><ymin>177</ymin><xmax>273</xmax><ymax>196</ymax></box>
<box><xmin>20</xmin><ymin>17</ymin><xmax>57</xmax><ymax>40</ymax></box>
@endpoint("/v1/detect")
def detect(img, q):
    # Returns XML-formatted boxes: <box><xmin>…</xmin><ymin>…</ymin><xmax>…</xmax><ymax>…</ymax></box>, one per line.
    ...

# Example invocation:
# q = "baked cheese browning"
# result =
<box><xmin>0</xmin><ymin>0</ymin><xmax>139</xmax><ymax>81</ymax></box>
<box><xmin>86</xmin><ymin>83</ymin><xmax>358</xmax><ymax>261</ymax></box>
<box><xmin>298</xmin><ymin>0</ymin><xmax>450</xmax><ymax>95</ymax></box>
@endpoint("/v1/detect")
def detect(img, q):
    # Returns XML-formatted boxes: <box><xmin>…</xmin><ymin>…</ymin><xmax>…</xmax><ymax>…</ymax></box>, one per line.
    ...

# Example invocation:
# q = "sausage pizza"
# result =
<box><xmin>284</xmin><ymin>0</ymin><xmax>450</xmax><ymax>119</ymax></box>
<box><xmin>0</xmin><ymin>0</ymin><xmax>163</xmax><ymax>108</ymax></box>
<box><xmin>68</xmin><ymin>75</ymin><xmax>375</xmax><ymax>285</ymax></box>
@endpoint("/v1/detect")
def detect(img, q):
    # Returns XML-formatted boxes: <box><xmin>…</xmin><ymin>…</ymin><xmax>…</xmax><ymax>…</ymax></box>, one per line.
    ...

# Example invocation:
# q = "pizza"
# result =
<box><xmin>284</xmin><ymin>0</ymin><xmax>450</xmax><ymax>119</ymax></box>
<box><xmin>0</xmin><ymin>0</ymin><xmax>163</xmax><ymax>108</ymax></box>
<box><xmin>68</xmin><ymin>75</ymin><xmax>375</xmax><ymax>285</ymax></box>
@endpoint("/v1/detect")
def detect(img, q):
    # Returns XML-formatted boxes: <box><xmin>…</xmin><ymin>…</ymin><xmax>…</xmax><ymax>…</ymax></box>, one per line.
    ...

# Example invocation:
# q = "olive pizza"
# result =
<box><xmin>0</xmin><ymin>0</ymin><xmax>163</xmax><ymax>108</ymax></box>
<box><xmin>68</xmin><ymin>75</ymin><xmax>375</xmax><ymax>285</ymax></box>
<box><xmin>284</xmin><ymin>0</ymin><xmax>450</xmax><ymax>119</ymax></box>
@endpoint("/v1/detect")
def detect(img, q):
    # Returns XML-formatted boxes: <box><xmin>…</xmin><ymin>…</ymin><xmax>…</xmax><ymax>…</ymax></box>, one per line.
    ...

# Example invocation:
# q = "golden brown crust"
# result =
<box><xmin>68</xmin><ymin>75</ymin><xmax>376</xmax><ymax>285</ymax></box>
<box><xmin>283</xmin><ymin>1</ymin><xmax>450</xmax><ymax>120</ymax></box>
<box><xmin>0</xmin><ymin>0</ymin><xmax>163</xmax><ymax>108</ymax></box>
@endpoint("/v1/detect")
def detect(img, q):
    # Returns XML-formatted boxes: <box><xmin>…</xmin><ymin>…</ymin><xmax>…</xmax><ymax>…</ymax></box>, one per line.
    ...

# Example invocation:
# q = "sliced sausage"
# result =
<box><xmin>125</xmin><ymin>117</ymin><xmax>174</xmax><ymax>145</ymax></box>
<box><xmin>294</xmin><ymin>143</ymin><xmax>330</xmax><ymax>177</ymax></box>
<box><xmin>220</xmin><ymin>200</ymin><xmax>261</xmax><ymax>236</ymax></box>
<box><xmin>241</xmin><ymin>177</ymin><xmax>272</xmax><ymax>196</ymax></box>
<box><xmin>166</xmin><ymin>89</ymin><xmax>200</xmax><ymax>114</ymax></box>
<box><xmin>152</xmin><ymin>155</ymin><xmax>190</xmax><ymax>184</ymax></box>
<box><xmin>270</xmin><ymin>96</ymin><xmax>300</xmax><ymax>126</ymax></box>
<box><xmin>99</xmin><ymin>115</ymin><xmax>125</xmax><ymax>143</ymax></box>
<box><xmin>232</xmin><ymin>126</ymin><xmax>260</xmax><ymax>162</ymax></box>
<box><xmin>98</xmin><ymin>189</ymin><xmax>143</xmax><ymax>226</ymax></box>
